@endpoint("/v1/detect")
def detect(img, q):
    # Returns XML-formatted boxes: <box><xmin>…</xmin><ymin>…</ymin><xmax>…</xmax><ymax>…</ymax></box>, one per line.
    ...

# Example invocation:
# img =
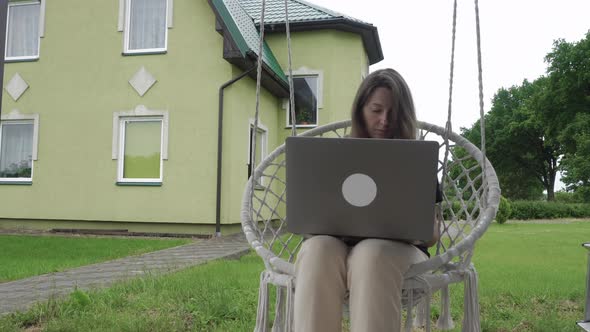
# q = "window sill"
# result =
<box><xmin>0</xmin><ymin>181</ymin><xmax>32</xmax><ymax>185</ymax></box>
<box><xmin>5</xmin><ymin>57</ymin><xmax>39</xmax><ymax>63</ymax></box>
<box><xmin>122</xmin><ymin>50</ymin><xmax>167</xmax><ymax>56</ymax></box>
<box><xmin>285</xmin><ymin>124</ymin><xmax>318</xmax><ymax>129</ymax></box>
<box><xmin>116</xmin><ymin>182</ymin><xmax>162</xmax><ymax>187</ymax></box>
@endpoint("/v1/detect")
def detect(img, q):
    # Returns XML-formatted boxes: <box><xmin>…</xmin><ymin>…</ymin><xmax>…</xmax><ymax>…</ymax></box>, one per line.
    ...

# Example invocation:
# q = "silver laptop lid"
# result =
<box><xmin>285</xmin><ymin>137</ymin><xmax>439</xmax><ymax>242</ymax></box>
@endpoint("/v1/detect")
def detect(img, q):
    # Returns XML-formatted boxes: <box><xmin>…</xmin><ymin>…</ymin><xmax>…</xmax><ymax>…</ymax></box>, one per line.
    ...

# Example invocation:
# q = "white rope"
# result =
<box><xmin>474</xmin><ymin>0</ymin><xmax>488</xmax><ymax>209</ymax></box>
<box><xmin>284</xmin><ymin>0</ymin><xmax>296</xmax><ymax>136</ymax></box>
<box><xmin>438</xmin><ymin>0</ymin><xmax>458</xmax><ymax>257</ymax></box>
<box><xmin>250</xmin><ymin>0</ymin><xmax>267</xmax><ymax>225</ymax></box>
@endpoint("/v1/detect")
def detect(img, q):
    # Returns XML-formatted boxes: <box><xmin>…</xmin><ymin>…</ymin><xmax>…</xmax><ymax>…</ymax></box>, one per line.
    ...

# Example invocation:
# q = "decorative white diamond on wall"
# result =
<box><xmin>129</xmin><ymin>66</ymin><xmax>157</xmax><ymax>97</ymax></box>
<box><xmin>5</xmin><ymin>73</ymin><xmax>29</xmax><ymax>101</ymax></box>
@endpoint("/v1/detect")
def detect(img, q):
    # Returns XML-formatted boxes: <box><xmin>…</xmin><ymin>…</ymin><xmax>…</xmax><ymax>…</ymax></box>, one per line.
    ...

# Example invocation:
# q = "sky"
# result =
<box><xmin>308</xmin><ymin>0</ymin><xmax>590</xmax><ymax>190</ymax></box>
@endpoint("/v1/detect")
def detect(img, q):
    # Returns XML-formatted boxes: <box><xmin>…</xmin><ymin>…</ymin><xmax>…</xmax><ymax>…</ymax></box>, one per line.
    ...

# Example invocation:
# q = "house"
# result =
<box><xmin>0</xmin><ymin>0</ymin><xmax>382</xmax><ymax>236</ymax></box>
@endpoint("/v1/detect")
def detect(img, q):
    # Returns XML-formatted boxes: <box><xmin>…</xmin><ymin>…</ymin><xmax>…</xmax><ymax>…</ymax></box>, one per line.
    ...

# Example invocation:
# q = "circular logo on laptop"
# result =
<box><xmin>342</xmin><ymin>173</ymin><xmax>377</xmax><ymax>207</ymax></box>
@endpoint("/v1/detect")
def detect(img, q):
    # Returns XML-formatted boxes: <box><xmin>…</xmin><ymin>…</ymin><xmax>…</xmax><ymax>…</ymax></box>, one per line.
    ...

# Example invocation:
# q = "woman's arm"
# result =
<box><xmin>425</xmin><ymin>203</ymin><xmax>442</xmax><ymax>247</ymax></box>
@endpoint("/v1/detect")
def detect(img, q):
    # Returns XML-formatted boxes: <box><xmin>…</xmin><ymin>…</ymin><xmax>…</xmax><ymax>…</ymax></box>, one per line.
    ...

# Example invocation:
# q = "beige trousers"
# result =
<box><xmin>293</xmin><ymin>235</ymin><xmax>428</xmax><ymax>332</ymax></box>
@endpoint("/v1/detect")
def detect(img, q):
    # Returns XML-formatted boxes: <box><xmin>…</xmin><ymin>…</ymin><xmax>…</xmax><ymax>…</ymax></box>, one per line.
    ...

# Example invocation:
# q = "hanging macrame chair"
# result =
<box><xmin>242</xmin><ymin>0</ymin><xmax>501</xmax><ymax>331</ymax></box>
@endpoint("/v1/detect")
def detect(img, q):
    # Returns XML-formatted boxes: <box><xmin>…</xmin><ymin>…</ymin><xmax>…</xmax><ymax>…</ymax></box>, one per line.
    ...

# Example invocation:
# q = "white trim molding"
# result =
<box><xmin>1</xmin><ymin>109</ymin><xmax>40</xmax><ymax>161</ymax></box>
<box><xmin>284</xmin><ymin>66</ymin><xmax>323</xmax><ymax>128</ymax></box>
<box><xmin>38</xmin><ymin>0</ymin><xmax>46</xmax><ymax>37</ymax></box>
<box><xmin>167</xmin><ymin>0</ymin><xmax>174</xmax><ymax>28</ymax></box>
<box><xmin>112</xmin><ymin>105</ymin><xmax>169</xmax><ymax>160</ymax></box>
<box><xmin>118</xmin><ymin>0</ymin><xmax>125</xmax><ymax>31</ymax></box>
<box><xmin>247</xmin><ymin>119</ymin><xmax>268</xmax><ymax>188</ymax></box>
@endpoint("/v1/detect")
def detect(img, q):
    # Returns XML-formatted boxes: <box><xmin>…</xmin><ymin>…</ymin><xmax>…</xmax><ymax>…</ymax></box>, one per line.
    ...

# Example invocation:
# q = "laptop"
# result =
<box><xmin>285</xmin><ymin>136</ymin><xmax>439</xmax><ymax>242</ymax></box>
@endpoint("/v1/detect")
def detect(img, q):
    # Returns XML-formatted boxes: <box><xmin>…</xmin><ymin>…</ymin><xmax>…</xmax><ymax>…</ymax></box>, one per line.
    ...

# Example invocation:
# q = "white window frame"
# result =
<box><xmin>5</xmin><ymin>0</ymin><xmax>44</xmax><ymax>62</ymax></box>
<box><xmin>284</xmin><ymin>67</ymin><xmax>323</xmax><ymax>129</ymax></box>
<box><xmin>121</xmin><ymin>0</ymin><xmax>171</xmax><ymax>55</ymax></box>
<box><xmin>112</xmin><ymin>105</ymin><xmax>169</xmax><ymax>184</ymax></box>
<box><xmin>0</xmin><ymin>110</ymin><xmax>40</xmax><ymax>183</ymax></box>
<box><xmin>247</xmin><ymin>119</ymin><xmax>268</xmax><ymax>188</ymax></box>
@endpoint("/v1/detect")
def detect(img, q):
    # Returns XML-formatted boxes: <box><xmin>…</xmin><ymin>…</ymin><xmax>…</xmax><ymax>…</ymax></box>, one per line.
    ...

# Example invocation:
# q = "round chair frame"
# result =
<box><xmin>241</xmin><ymin>120</ymin><xmax>501</xmax><ymax>332</ymax></box>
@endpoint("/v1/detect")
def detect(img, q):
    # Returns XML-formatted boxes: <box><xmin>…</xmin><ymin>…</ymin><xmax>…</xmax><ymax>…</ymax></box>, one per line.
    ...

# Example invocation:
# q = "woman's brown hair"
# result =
<box><xmin>350</xmin><ymin>68</ymin><xmax>417</xmax><ymax>139</ymax></box>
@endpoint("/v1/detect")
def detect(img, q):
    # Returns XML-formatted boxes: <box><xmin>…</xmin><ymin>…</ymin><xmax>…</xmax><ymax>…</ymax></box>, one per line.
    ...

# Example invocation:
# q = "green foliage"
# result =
<box><xmin>509</xmin><ymin>200</ymin><xmax>590</xmax><ymax>219</ymax></box>
<box><xmin>540</xmin><ymin>32</ymin><xmax>590</xmax><ymax>199</ymax></box>
<box><xmin>70</xmin><ymin>289</ymin><xmax>91</xmax><ymax>308</ymax></box>
<box><xmin>441</xmin><ymin>200</ymin><xmax>478</xmax><ymax>221</ymax></box>
<box><xmin>554</xmin><ymin>191</ymin><xmax>585</xmax><ymax>203</ymax></box>
<box><xmin>495</xmin><ymin>196</ymin><xmax>512</xmax><ymax>224</ymax></box>
<box><xmin>0</xmin><ymin>160</ymin><xmax>32</xmax><ymax>178</ymax></box>
<box><xmin>461</xmin><ymin>78</ymin><xmax>560</xmax><ymax>201</ymax></box>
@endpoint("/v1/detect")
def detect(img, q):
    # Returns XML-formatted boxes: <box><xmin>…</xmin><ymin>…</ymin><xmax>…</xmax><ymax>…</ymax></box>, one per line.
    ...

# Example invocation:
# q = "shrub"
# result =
<box><xmin>495</xmin><ymin>196</ymin><xmax>512</xmax><ymax>224</ymax></box>
<box><xmin>554</xmin><ymin>191</ymin><xmax>583</xmax><ymax>203</ymax></box>
<box><xmin>442</xmin><ymin>200</ymin><xmax>480</xmax><ymax>221</ymax></box>
<box><xmin>510</xmin><ymin>200</ymin><xmax>590</xmax><ymax>220</ymax></box>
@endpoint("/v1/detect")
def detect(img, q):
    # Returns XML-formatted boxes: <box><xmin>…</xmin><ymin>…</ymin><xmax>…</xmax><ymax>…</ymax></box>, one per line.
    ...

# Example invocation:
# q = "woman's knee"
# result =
<box><xmin>348</xmin><ymin>239</ymin><xmax>418</xmax><ymax>271</ymax></box>
<box><xmin>299</xmin><ymin>235</ymin><xmax>347</xmax><ymax>258</ymax></box>
<box><xmin>296</xmin><ymin>236</ymin><xmax>347</xmax><ymax>274</ymax></box>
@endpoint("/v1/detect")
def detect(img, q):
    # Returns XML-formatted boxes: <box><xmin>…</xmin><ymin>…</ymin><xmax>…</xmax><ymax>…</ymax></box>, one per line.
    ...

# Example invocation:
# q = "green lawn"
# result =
<box><xmin>1</xmin><ymin>222</ymin><xmax>589</xmax><ymax>331</ymax></box>
<box><xmin>0</xmin><ymin>235</ymin><xmax>191</xmax><ymax>282</ymax></box>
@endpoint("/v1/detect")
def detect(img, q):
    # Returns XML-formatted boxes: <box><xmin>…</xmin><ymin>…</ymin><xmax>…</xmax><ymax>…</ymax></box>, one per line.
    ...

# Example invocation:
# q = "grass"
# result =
<box><xmin>0</xmin><ymin>235</ymin><xmax>191</xmax><ymax>282</ymax></box>
<box><xmin>1</xmin><ymin>221</ymin><xmax>589</xmax><ymax>331</ymax></box>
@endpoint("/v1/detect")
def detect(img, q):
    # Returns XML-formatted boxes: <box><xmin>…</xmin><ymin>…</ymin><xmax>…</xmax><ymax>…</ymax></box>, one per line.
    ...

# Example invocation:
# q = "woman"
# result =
<box><xmin>293</xmin><ymin>68</ymin><xmax>442</xmax><ymax>332</ymax></box>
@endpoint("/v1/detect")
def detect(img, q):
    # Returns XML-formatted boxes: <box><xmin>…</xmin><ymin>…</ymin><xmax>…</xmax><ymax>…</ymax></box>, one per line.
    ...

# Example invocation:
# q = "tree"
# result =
<box><xmin>461</xmin><ymin>78</ymin><xmax>559</xmax><ymax>201</ymax></box>
<box><xmin>543</xmin><ymin>31</ymin><xmax>590</xmax><ymax>201</ymax></box>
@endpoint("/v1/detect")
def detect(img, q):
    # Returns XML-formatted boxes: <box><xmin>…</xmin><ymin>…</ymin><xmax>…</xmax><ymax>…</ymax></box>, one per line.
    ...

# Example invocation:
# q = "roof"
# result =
<box><xmin>210</xmin><ymin>0</ymin><xmax>288</xmax><ymax>85</ymax></box>
<box><xmin>238</xmin><ymin>0</ymin><xmax>383</xmax><ymax>64</ymax></box>
<box><xmin>208</xmin><ymin>0</ymin><xmax>383</xmax><ymax>97</ymax></box>
<box><xmin>238</xmin><ymin>0</ymin><xmax>368</xmax><ymax>25</ymax></box>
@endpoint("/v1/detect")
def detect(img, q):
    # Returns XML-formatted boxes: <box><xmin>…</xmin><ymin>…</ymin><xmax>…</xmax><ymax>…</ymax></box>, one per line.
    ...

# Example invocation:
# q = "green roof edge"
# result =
<box><xmin>211</xmin><ymin>0</ymin><xmax>287</xmax><ymax>83</ymax></box>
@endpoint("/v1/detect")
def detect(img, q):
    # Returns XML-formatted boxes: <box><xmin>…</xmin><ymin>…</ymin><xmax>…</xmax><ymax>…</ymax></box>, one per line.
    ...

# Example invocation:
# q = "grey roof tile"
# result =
<box><xmin>238</xmin><ymin>0</ymin><xmax>370</xmax><ymax>25</ymax></box>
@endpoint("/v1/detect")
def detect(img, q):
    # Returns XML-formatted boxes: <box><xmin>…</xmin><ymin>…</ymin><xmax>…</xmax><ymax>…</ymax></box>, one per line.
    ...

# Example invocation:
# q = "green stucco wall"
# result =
<box><xmin>220</xmin><ymin>66</ymin><xmax>280</xmax><ymax>225</ymax></box>
<box><xmin>0</xmin><ymin>3</ymin><xmax>372</xmax><ymax>234</ymax></box>
<box><xmin>0</xmin><ymin>0</ymin><xmax>279</xmax><ymax>229</ymax></box>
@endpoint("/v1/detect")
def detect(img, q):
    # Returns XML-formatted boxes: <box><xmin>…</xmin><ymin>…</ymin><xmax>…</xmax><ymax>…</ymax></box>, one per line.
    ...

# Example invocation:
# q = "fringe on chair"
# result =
<box><xmin>437</xmin><ymin>285</ymin><xmax>455</xmax><ymax>330</ymax></box>
<box><xmin>272</xmin><ymin>286</ymin><xmax>286</xmax><ymax>332</ymax></box>
<box><xmin>256</xmin><ymin>271</ymin><xmax>270</xmax><ymax>332</ymax></box>
<box><xmin>285</xmin><ymin>278</ymin><xmax>295</xmax><ymax>332</ymax></box>
<box><xmin>414</xmin><ymin>298</ymin><xmax>428</xmax><ymax>328</ymax></box>
<box><xmin>404</xmin><ymin>289</ymin><xmax>414</xmax><ymax>332</ymax></box>
<box><xmin>462</xmin><ymin>265</ymin><xmax>481</xmax><ymax>332</ymax></box>
<box><xmin>413</xmin><ymin>292</ymin><xmax>432</xmax><ymax>332</ymax></box>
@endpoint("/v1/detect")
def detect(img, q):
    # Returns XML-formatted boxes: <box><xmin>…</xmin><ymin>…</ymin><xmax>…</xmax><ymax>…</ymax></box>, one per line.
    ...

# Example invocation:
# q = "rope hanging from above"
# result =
<box><xmin>250</xmin><ymin>0</ymin><xmax>297</xmax><ymax>225</ymax></box>
<box><xmin>249</xmin><ymin>0</ymin><xmax>488</xmax><ymax>230</ymax></box>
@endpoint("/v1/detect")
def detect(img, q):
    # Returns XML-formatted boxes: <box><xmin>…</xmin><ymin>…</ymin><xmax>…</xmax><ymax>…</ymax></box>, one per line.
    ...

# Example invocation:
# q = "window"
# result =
<box><xmin>113</xmin><ymin>105</ymin><xmax>169</xmax><ymax>185</ymax></box>
<box><xmin>287</xmin><ymin>75</ymin><xmax>319</xmax><ymax>127</ymax></box>
<box><xmin>124</xmin><ymin>0</ymin><xmax>168</xmax><ymax>54</ymax></box>
<box><xmin>248</xmin><ymin>120</ymin><xmax>267</xmax><ymax>187</ymax></box>
<box><xmin>117</xmin><ymin>118</ymin><xmax>163</xmax><ymax>183</ymax></box>
<box><xmin>0</xmin><ymin>120</ymin><xmax>34</xmax><ymax>182</ymax></box>
<box><xmin>6</xmin><ymin>1</ymin><xmax>41</xmax><ymax>61</ymax></box>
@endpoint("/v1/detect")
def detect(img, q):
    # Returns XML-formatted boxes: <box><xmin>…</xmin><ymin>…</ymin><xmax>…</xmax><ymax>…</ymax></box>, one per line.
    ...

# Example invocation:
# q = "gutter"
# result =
<box><xmin>215</xmin><ymin>66</ymin><xmax>256</xmax><ymax>237</ymax></box>
<box><xmin>261</xmin><ymin>18</ymin><xmax>384</xmax><ymax>65</ymax></box>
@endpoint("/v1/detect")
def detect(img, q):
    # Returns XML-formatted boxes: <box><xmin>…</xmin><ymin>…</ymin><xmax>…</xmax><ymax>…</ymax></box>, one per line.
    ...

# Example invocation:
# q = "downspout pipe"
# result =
<box><xmin>215</xmin><ymin>67</ymin><xmax>256</xmax><ymax>237</ymax></box>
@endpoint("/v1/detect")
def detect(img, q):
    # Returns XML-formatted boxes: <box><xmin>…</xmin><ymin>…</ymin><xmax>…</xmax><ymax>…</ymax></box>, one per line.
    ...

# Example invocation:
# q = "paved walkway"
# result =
<box><xmin>0</xmin><ymin>233</ymin><xmax>250</xmax><ymax>315</ymax></box>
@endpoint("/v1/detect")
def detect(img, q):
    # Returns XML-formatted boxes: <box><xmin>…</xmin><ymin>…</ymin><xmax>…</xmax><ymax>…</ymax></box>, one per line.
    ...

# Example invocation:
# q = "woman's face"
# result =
<box><xmin>362</xmin><ymin>87</ymin><xmax>396</xmax><ymax>139</ymax></box>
